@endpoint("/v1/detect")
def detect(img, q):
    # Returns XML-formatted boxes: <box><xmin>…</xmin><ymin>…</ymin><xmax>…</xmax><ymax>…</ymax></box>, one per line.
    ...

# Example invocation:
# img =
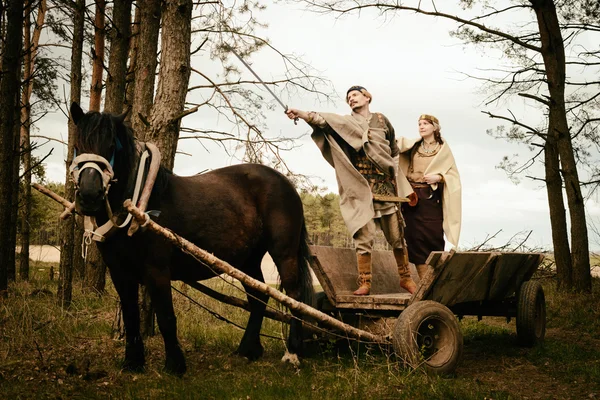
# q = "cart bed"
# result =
<box><xmin>309</xmin><ymin>245</ymin><xmax>544</xmax><ymax>313</ymax></box>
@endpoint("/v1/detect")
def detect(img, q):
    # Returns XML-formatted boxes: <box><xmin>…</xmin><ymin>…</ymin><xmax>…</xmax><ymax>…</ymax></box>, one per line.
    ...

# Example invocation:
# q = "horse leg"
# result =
<box><xmin>270</xmin><ymin>251</ymin><xmax>305</xmax><ymax>367</ymax></box>
<box><xmin>111</xmin><ymin>274</ymin><xmax>145</xmax><ymax>371</ymax></box>
<box><xmin>145</xmin><ymin>267</ymin><xmax>186</xmax><ymax>375</ymax></box>
<box><xmin>235</xmin><ymin>257</ymin><xmax>269</xmax><ymax>361</ymax></box>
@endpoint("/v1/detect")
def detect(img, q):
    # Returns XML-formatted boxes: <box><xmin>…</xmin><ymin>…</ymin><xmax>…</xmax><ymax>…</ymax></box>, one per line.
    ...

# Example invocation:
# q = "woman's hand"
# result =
<box><xmin>423</xmin><ymin>174</ymin><xmax>443</xmax><ymax>185</ymax></box>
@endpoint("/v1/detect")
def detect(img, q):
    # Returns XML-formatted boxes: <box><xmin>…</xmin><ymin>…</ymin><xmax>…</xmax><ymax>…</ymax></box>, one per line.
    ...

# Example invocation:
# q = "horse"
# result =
<box><xmin>69</xmin><ymin>102</ymin><xmax>313</xmax><ymax>375</ymax></box>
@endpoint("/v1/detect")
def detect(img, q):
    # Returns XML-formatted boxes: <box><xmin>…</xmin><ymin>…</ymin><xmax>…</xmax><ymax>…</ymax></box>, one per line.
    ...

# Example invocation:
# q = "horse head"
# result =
<box><xmin>70</xmin><ymin>102</ymin><xmax>134</xmax><ymax>216</ymax></box>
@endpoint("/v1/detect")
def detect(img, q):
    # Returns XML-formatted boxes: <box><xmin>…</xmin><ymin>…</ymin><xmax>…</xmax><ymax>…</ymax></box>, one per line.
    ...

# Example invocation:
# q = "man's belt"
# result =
<box><xmin>372</xmin><ymin>194</ymin><xmax>410</xmax><ymax>203</ymax></box>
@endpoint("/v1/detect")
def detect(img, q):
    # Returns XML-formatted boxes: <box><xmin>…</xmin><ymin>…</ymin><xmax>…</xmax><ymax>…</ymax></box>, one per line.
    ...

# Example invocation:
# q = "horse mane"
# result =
<box><xmin>75</xmin><ymin>111</ymin><xmax>137</xmax><ymax>174</ymax></box>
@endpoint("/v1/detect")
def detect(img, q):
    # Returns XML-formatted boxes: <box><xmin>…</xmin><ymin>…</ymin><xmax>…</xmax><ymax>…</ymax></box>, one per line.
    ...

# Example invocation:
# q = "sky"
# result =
<box><xmin>34</xmin><ymin>1</ymin><xmax>600</xmax><ymax>251</ymax></box>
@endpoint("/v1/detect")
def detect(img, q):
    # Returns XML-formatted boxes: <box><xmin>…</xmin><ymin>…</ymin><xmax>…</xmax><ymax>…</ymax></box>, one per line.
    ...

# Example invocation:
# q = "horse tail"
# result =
<box><xmin>296</xmin><ymin>221</ymin><xmax>314</xmax><ymax>307</ymax></box>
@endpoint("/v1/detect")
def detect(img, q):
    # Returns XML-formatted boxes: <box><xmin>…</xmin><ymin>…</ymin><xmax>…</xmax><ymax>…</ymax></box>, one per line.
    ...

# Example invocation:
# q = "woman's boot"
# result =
<box><xmin>416</xmin><ymin>264</ymin><xmax>430</xmax><ymax>280</ymax></box>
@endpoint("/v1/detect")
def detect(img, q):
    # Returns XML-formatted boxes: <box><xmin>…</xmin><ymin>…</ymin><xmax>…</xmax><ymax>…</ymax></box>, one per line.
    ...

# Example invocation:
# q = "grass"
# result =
<box><xmin>1</xmin><ymin>260</ymin><xmax>599</xmax><ymax>399</ymax></box>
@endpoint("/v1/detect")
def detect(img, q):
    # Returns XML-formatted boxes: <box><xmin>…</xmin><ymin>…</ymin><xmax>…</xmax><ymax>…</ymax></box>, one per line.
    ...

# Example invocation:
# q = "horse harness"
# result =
<box><xmin>69</xmin><ymin>142</ymin><xmax>161</xmax><ymax>259</ymax></box>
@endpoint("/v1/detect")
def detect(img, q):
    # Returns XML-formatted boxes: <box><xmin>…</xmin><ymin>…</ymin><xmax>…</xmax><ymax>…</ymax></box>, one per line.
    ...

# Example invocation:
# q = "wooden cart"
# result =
<box><xmin>309</xmin><ymin>245</ymin><xmax>546</xmax><ymax>374</ymax></box>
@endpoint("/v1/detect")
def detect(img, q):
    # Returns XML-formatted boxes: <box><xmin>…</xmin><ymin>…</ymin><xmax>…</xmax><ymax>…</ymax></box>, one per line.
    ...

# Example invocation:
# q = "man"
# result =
<box><xmin>286</xmin><ymin>86</ymin><xmax>417</xmax><ymax>295</ymax></box>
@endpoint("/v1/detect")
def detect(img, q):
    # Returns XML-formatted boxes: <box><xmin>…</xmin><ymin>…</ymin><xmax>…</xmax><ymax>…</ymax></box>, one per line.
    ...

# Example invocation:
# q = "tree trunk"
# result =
<box><xmin>147</xmin><ymin>0</ymin><xmax>192</xmax><ymax>170</ymax></box>
<box><xmin>19</xmin><ymin>0</ymin><xmax>47</xmax><ymax>281</ymax></box>
<box><xmin>89</xmin><ymin>0</ymin><xmax>106</xmax><ymax>111</ymax></box>
<box><xmin>531</xmin><ymin>0</ymin><xmax>591</xmax><ymax>292</ymax></box>
<box><xmin>104</xmin><ymin>0</ymin><xmax>131</xmax><ymax>113</ymax></box>
<box><xmin>58</xmin><ymin>0</ymin><xmax>84</xmax><ymax>307</ymax></box>
<box><xmin>78</xmin><ymin>0</ymin><xmax>109</xmax><ymax>291</ymax></box>
<box><xmin>0</xmin><ymin>0</ymin><xmax>23</xmax><ymax>295</ymax></box>
<box><xmin>128</xmin><ymin>0</ymin><xmax>162</xmax><ymax>338</ymax></box>
<box><xmin>8</xmin><ymin>119</ymin><xmax>19</xmax><ymax>283</ymax></box>
<box><xmin>124</xmin><ymin>4</ymin><xmax>141</xmax><ymax>113</ymax></box>
<box><xmin>544</xmin><ymin>133</ymin><xmax>572</xmax><ymax>288</ymax></box>
<box><xmin>84</xmin><ymin>243</ymin><xmax>105</xmax><ymax>294</ymax></box>
<box><xmin>72</xmin><ymin>217</ymin><xmax>85</xmax><ymax>280</ymax></box>
<box><xmin>131</xmin><ymin>0</ymin><xmax>161</xmax><ymax>136</ymax></box>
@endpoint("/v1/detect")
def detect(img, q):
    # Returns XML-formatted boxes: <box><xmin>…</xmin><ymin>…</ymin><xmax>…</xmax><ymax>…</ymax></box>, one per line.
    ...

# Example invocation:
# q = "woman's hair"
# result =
<box><xmin>419</xmin><ymin>114</ymin><xmax>444</xmax><ymax>144</ymax></box>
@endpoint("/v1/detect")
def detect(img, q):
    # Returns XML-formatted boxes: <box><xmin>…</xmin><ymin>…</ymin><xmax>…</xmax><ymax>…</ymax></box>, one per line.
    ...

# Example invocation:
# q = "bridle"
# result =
<box><xmin>69</xmin><ymin>140</ymin><xmax>161</xmax><ymax>258</ymax></box>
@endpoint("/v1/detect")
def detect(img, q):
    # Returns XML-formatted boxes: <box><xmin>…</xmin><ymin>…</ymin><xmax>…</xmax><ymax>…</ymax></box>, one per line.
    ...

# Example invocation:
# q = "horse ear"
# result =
<box><xmin>70</xmin><ymin>102</ymin><xmax>85</xmax><ymax>125</ymax></box>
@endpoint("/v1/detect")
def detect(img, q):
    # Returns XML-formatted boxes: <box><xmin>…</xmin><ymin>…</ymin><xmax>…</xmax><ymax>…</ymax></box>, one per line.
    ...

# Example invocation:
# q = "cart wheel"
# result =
<box><xmin>393</xmin><ymin>300</ymin><xmax>463</xmax><ymax>375</ymax></box>
<box><xmin>516</xmin><ymin>280</ymin><xmax>546</xmax><ymax>347</ymax></box>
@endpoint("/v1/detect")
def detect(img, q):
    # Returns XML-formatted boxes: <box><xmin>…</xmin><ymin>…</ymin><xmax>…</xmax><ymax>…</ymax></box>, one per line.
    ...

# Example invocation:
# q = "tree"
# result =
<box><xmin>57</xmin><ymin>0</ymin><xmax>84</xmax><ymax>308</ymax></box>
<box><xmin>89</xmin><ymin>0</ymin><xmax>105</xmax><ymax>111</ymax></box>
<box><xmin>298</xmin><ymin>0</ymin><xmax>599</xmax><ymax>292</ymax></box>
<box><xmin>145</xmin><ymin>0</ymin><xmax>193</xmax><ymax>170</ymax></box>
<box><xmin>19</xmin><ymin>0</ymin><xmax>47</xmax><ymax>281</ymax></box>
<box><xmin>0</xmin><ymin>0</ymin><xmax>24</xmax><ymax>295</ymax></box>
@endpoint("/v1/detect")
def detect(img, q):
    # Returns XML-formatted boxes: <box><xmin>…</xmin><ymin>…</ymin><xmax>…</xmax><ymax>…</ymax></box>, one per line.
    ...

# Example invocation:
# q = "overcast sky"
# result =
<box><xmin>36</xmin><ymin>1</ymin><xmax>600</xmax><ymax>251</ymax></box>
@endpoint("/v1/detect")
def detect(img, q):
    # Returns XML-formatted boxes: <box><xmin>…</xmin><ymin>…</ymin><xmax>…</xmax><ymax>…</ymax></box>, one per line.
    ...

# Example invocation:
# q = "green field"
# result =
<box><xmin>1</xmin><ymin>260</ymin><xmax>599</xmax><ymax>400</ymax></box>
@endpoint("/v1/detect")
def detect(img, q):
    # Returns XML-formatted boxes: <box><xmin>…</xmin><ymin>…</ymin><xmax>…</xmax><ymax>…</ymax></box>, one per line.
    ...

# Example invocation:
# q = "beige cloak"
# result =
<box><xmin>398</xmin><ymin>137</ymin><xmax>462</xmax><ymax>247</ymax></box>
<box><xmin>311</xmin><ymin>112</ymin><xmax>413</xmax><ymax>237</ymax></box>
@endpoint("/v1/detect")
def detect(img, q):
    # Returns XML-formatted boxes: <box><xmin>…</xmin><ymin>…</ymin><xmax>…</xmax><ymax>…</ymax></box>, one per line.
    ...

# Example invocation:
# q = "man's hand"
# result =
<box><xmin>285</xmin><ymin>108</ymin><xmax>308</xmax><ymax>121</ymax></box>
<box><xmin>423</xmin><ymin>174</ymin><xmax>443</xmax><ymax>185</ymax></box>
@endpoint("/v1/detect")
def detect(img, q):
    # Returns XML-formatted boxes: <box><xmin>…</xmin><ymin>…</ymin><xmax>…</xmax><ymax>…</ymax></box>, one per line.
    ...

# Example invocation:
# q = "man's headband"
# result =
<box><xmin>346</xmin><ymin>86</ymin><xmax>372</xmax><ymax>103</ymax></box>
<box><xmin>346</xmin><ymin>85</ymin><xmax>367</xmax><ymax>96</ymax></box>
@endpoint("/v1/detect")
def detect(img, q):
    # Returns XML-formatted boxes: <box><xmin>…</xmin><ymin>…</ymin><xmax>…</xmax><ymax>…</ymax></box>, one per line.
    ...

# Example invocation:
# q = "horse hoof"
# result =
<box><xmin>122</xmin><ymin>359</ymin><xmax>145</xmax><ymax>373</ymax></box>
<box><xmin>234</xmin><ymin>345</ymin><xmax>264</xmax><ymax>361</ymax></box>
<box><xmin>165</xmin><ymin>359</ymin><xmax>186</xmax><ymax>376</ymax></box>
<box><xmin>281</xmin><ymin>351</ymin><xmax>300</xmax><ymax>368</ymax></box>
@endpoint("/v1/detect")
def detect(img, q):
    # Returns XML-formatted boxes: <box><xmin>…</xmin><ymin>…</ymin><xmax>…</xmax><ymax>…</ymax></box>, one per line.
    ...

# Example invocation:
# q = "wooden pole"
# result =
<box><xmin>31</xmin><ymin>183</ymin><xmax>77</xmax><ymax>219</ymax></box>
<box><xmin>181</xmin><ymin>280</ymin><xmax>325</xmax><ymax>336</ymax></box>
<box><xmin>123</xmin><ymin>199</ymin><xmax>388</xmax><ymax>344</ymax></box>
<box><xmin>183</xmin><ymin>280</ymin><xmax>291</xmax><ymax>323</ymax></box>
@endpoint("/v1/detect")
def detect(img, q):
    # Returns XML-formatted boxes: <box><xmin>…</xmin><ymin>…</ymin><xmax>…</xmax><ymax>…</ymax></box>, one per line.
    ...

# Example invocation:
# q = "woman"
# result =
<box><xmin>398</xmin><ymin>114</ymin><xmax>462</xmax><ymax>279</ymax></box>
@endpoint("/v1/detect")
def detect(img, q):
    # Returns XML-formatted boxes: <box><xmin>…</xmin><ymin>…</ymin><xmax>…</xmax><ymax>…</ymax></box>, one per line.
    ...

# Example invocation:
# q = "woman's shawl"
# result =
<box><xmin>398</xmin><ymin>137</ymin><xmax>462</xmax><ymax>247</ymax></box>
<box><xmin>311</xmin><ymin>112</ymin><xmax>413</xmax><ymax>236</ymax></box>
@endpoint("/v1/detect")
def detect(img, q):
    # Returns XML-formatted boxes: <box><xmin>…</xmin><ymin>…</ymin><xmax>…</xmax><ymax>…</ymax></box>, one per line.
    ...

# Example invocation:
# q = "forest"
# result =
<box><xmin>1</xmin><ymin>1</ymin><xmax>599</xmax><ymax>398</ymax></box>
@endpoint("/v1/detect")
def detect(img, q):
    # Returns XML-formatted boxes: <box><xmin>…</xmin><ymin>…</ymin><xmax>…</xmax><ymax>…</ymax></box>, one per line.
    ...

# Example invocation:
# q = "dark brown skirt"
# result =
<box><xmin>401</xmin><ymin>183</ymin><xmax>444</xmax><ymax>264</ymax></box>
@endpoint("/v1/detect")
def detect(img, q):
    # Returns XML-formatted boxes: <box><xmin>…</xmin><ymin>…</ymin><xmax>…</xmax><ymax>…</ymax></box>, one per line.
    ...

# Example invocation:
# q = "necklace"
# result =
<box><xmin>420</xmin><ymin>140</ymin><xmax>439</xmax><ymax>154</ymax></box>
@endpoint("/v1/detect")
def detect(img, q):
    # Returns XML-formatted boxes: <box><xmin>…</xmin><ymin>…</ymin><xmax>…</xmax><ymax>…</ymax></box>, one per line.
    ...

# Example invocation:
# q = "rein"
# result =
<box><xmin>70</xmin><ymin>142</ymin><xmax>161</xmax><ymax>257</ymax></box>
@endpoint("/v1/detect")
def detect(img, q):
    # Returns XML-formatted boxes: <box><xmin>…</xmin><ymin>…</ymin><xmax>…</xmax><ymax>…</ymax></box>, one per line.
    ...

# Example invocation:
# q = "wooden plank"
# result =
<box><xmin>426</xmin><ymin>252</ymin><xmax>497</xmax><ymax>306</ymax></box>
<box><xmin>443</xmin><ymin>252</ymin><xmax>501</xmax><ymax>304</ymax></box>
<box><xmin>488</xmin><ymin>253</ymin><xmax>540</xmax><ymax>300</ymax></box>
<box><xmin>308</xmin><ymin>253</ymin><xmax>338</xmax><ymax>306</ymax></box>
<box><xmin>337</xmin><ymin>292</ymin><xmax>411</xmax><ymax>304</ymax></box>
<box><xmin>308</xmin><ymin>245</ymin><xmax>418</xmax><ymax>297</ymax></box>
<box><xmin>334</xmin><ymin>302</ymin><xmax>408</xmax><ymax>311</ymax></box>
<box><xmin>335</xmin><ymin>293</ymin><xmax>411</xmax><ymax>311</ymax></box>
<box><xmin>308</xmin><ymin>246</ymin><xmax>357</xmax><ymax>299</ymax></box>
<box><xmin>408</xmin><ymin>251</ymin><xmax>451</xmax><ymax>306</ymax></box>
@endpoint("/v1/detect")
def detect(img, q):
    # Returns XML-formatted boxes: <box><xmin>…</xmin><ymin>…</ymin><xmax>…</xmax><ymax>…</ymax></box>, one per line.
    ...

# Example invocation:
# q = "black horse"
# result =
<box><xmin>69</xmin><ymin>102</ymin><xmax>313</xmax><ymax>375</ymax></box>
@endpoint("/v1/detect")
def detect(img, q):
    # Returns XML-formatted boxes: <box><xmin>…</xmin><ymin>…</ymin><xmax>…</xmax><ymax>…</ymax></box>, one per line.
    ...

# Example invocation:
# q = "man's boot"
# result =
<box><xmin>353</xmin><ymin>253</ymin><xmax>372</xmax><ymax>296</ymax></box>
<box><xmin>393</xmin><ymin>248</ymin><xmax>417</xmax><ymax>294</ymax></box>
